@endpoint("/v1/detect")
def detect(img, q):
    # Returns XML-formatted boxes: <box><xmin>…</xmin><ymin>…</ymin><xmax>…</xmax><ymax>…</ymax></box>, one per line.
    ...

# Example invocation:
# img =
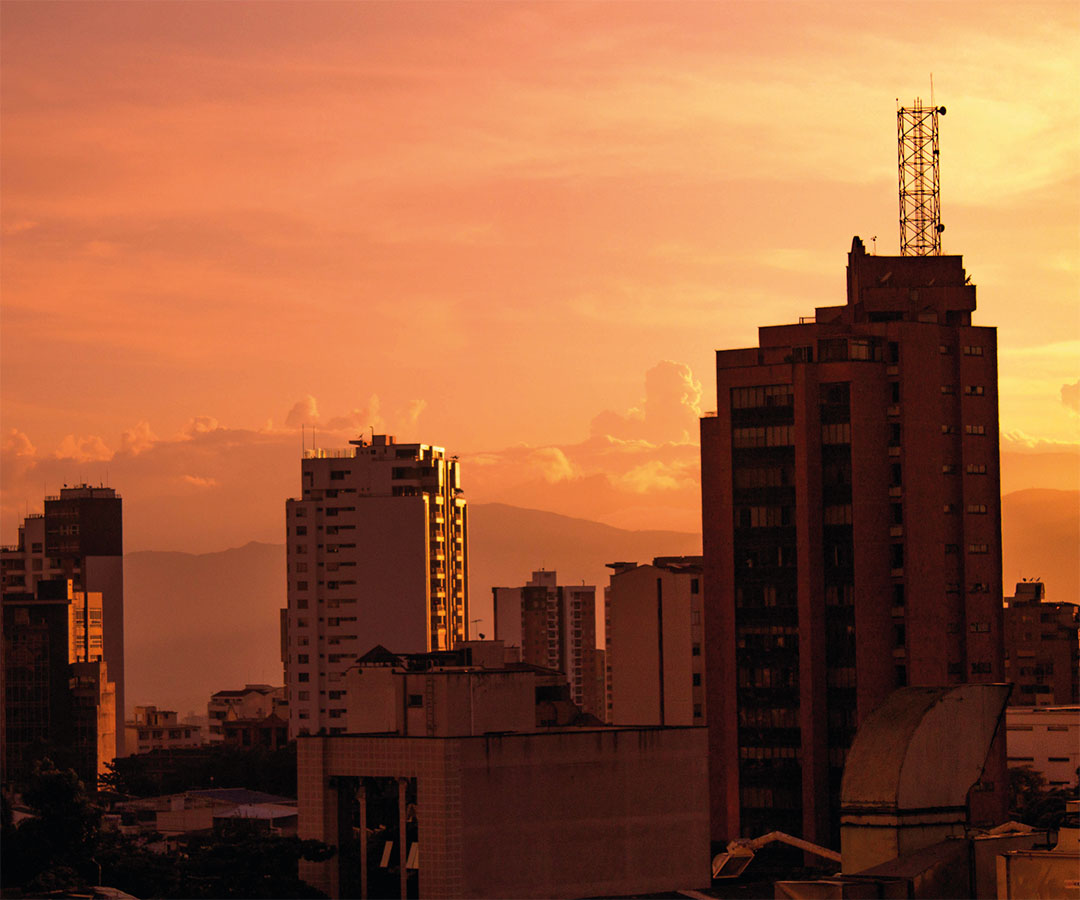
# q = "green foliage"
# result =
<box><xmin>102</xmin><ymin>741</ymin><xmax>298</xmax><ymax>798</ymax></box>
<box><xmin>2</xmin><ymin>754</ymin><xmax>334</xmax><ymax>899</ymax></box>
<box><xmin>1008</xmin><ymin>764</ymin><xmax>1077</xmax><ymax>828</ymax></box>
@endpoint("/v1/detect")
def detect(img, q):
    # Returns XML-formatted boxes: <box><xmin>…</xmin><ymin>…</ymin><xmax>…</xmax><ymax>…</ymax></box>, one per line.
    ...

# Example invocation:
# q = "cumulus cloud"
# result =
<box><xmin>284</xmin><ymin>396</ymin><xmax>320</xmax><ymax>427</ymax></box>
<box><xmin>590</xmin><ymin>360</ymin><xmax>702</xmax><ymax>443</ymax></box>
<box><xmin>1062</xmin><ymin>380</ymin><xmax>1080</xmax><ymax>415</ymax></box>
<box><xmin>185</xmin><ymin>416</ymin><xmax>221</xmax><ymax>436</ymax></box>
<box><xmin>615</xmin><ymin>460</ymin><xmax>697</xmax><ymax>493</ymax></box>
<box><xmin>3</xmin><ymin>428</ymin><xmax>36</xmax><ymax>458</ymax></box>
<box><xmin>528</xmin><ymin>447</ymin><xmax>577</xmax><ymax>483</ymax></box>
<box><xmin>323</xmin><ymin>395</ymin><xmax>386</xmax><ymax>434</ymax></box>
<box><xmin>54</xmin><ymin>434</ymin><xmax>112</xmax><ymax>462</ymax></box>
<box><xmin>181</xmin><ymin>475</ymin><xmax>219</xmax><ymax>488</ymax></box>
<box><xmin>119</xmin><ymin>421</ymin><xmax>157</xmax><ymax>455</ymax></box>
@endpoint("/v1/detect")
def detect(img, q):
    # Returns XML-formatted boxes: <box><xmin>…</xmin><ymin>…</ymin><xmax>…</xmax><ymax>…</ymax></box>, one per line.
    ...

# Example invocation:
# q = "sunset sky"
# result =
<box><xmin>2</xmin><ymin>1</ymin><xmax>1077</xmax><ymax>551</ymax></box>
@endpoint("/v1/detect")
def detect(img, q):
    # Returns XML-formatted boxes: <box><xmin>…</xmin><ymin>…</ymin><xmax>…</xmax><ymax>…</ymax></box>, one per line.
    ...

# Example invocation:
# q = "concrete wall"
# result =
<box><xmin>298</xmin><ymin>727</ymin><xmax>710</xmax><ymax>899</ymax></box>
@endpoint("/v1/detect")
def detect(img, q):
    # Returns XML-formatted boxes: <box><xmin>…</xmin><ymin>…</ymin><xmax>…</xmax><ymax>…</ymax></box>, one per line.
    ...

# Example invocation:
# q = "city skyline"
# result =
<box><xmin>3</xmin><ymin>1</ymin><xmax>1078</xmax><ymax>554</ymax></box>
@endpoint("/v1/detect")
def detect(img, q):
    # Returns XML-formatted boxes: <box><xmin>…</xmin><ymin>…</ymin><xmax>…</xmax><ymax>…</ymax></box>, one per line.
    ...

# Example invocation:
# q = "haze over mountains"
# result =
<box><xmin>126</xmin><ymin>503</ymin><xmax>700</xmax><ymax>716</ymax></box>
<box><xmin>126</xmin><ymin>491</ymin><xmax>1076</xmax><ymax>719</ymax></box>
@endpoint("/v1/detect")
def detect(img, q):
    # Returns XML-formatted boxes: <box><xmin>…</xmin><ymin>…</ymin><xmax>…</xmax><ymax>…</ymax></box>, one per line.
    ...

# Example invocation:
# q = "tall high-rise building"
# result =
<box><xmin>2</xmin><ymin>578</ymin><xmax>116</xmax><ymax>788</ymax></box>
<box><xmin>700</xmin><ymin>238</ymin><xmax>1006</xmax><ymax>845</ymax></box>
<box><xmin>606</xmin><ymin>557</ymin><xmax>706</xmax><ymax>726</ymax></box>
<box><xmin>1</xmin><ymin>485</ymin><xmax>124</xmax><ymax>754</ymax></box>
<box><xmin>282</xmin><ymin>434</ymin><xmax>468</xmax><ymax>737</ymax></box>
<box><xmin>492</xmin><ymin>570</ymin><xmax>605</xmax><ymax>719</ymax></box>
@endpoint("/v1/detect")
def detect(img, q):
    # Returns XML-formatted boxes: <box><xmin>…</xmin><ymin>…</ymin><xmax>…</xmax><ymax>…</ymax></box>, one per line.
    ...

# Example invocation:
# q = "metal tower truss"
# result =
<box><xmin>897</xmin><ymin>100</ymin><xmax>946</xmax><ymax>256</ymax></box>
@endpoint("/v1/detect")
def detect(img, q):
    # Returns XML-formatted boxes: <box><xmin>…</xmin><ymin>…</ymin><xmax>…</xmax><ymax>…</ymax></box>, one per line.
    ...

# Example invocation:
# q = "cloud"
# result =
<box><xmin>181</xmin><ymin>475</ymin><xmax>218</xmax><ymax>489</ymax></box>
<box><xmin>1001</xmin><ymin>430</ymin><xmax>1080</xmax><ymax>454</ymax></box>
<box><xmin>590</xmin><ymin>360</ymin><xmax>702</xmax><ymax>444</ymax></box>
<box><xmin>3</xmin><ymin>428</ymin><xmax>36</xmax><ymax>458</ymax></box>
<box><xmin>185</xmin><ymin>416</ymin><xmax>221</xmax><ymax>436</ymax></box>
<box><xmin>1062</xmin><ymin>380</ymin><xmax>1080</xmax><ymax>415</ymax></box>
<box><xmin>54</xmin><ymin>433</ymin><xmax>112</xmax><ymax>462</ymax></box>
<box><xmin>323</xmin><ymin>395</ymin><xmax>386</xmax><ymax>434</ymax></box>
<box><xmin>528</xmin><ymin>447</ymin><xmax>576</xmax><ymax>484</ymax></box>
<box><xmin>119</xmin><ymin>420</ymin><xmax>157</xmax><ymax>455</ymax></box>
<box><xmin>284</xmin><ymin>396</ymin><xmax>320</xmax><ymax>428</ymax></box>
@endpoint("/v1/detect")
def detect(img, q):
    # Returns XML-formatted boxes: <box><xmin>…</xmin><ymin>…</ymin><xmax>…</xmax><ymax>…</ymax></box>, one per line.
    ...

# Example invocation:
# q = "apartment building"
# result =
<box><xmin>700</xmin><ymin>237</ymin><xmax>1006</xmax><ymax>844</ymax></box>
<box><xmin>283</xmin><ymin>434</ymin><xmax>467</xmax><ymax>737</ymax></box>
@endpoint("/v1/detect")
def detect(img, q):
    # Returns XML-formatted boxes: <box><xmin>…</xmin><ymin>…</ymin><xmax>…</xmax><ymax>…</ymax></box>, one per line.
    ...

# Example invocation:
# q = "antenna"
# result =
<box><xmin>897</xmin><ymin>93</ymin><xmax>946</xmax><ymax>256</ymax></box>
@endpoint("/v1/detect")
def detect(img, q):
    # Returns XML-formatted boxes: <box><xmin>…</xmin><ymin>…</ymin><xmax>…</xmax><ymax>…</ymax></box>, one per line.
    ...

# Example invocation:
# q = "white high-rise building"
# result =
<box><xmin>282</xmin><ymin>434</ymin><xmax>468</xmax><ymax>737</ymax></box>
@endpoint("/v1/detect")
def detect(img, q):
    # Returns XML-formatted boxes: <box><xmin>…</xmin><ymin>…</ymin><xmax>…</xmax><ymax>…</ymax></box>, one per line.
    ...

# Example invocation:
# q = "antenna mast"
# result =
<box><xmin>897</xmin><ymin>97</ymin><xmax>946</xmax><ymax>255</ymax></box>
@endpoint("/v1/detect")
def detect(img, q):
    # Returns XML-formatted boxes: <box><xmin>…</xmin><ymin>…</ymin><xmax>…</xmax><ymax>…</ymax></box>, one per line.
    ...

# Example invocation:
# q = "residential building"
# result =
<box><xmin>283</xmin><ymin>434</ymin><xmax>468</xmax><ymax>737</ymax></box>
<box><xmin>207</xmin><ymin>684</ymin><xmax>286</xmax><ymax>742</ymax></box>
<box><xmin>1004</xmin><ymin>581</ymin><xmax>1079</xmax><ymax>706</ymax></box>
<box><xmin>2</xmin><ymin>578</ymin><xmax>115</xmax><ymax>787</ymax></box>
<box><xmin>1005</xmin><ymin>705</ymin><xmax>1080</xmax><ymax>789</ymax></box>
<box><xmin>606</xmin><ymin>556</ymin><xmax>705</xmax><ymax>726</ymax></box>
<box><xmin>296</xmin><ymin>641</ymin><xmax>709</xmax><ymax>899</ymax></box>
<box><xmin>700</xmin><ymin>237</ymin><xmax>1006</xmax><ymax>845</ymax></box>
<box><xmin>116</xmin><ymin>788</ymin><xmax>297</xmax><ymax>838</ymax></box>
<box><xmin>492</xmin><ymin>570</ymin><xmax>605</xmax><ymax>719</ymax></box>
<box><xmin>1</xmin><ymin>485</ymin><xmax>125</xmax><ymax>754</ymax></box>
<box><xmin>126</xmin><ymin>706</ymin><xmax>207</xmax><ymax>755</ymax></box>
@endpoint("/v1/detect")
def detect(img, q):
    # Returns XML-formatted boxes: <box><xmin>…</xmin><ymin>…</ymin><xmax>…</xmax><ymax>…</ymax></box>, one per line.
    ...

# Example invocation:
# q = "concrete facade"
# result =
<box><xmin>701</xmin><ymin>238</ymin><xmax>1007</xmax><ymax>845</ymax></box>
<box><xmin>208</xmin><ymin>684</ymin><xmax>286</xmax><ymax>742</ymax></box>
<box><xmin>2</xmin><ymin>486</ymin><xmax>125</xmax><ymax>753</ymax></box>
<box><xmin>1004</xmin><ymin>582</ymin><xmax>1079</xmax><ymax>707</ymax></box>
<box><xmin>492</xmin><ymin>570</ymin><xmax>604</xmax><ymax>719</ymax></box>
<box><xmin>297</xmin><ymin>727</ymin><xmax>710</xmax><ymax>899</ymax></box>
<box><xmin>283</xmin><ymin>435</ymin><xmax>468</xmax><ymax>737</ymax></box>
<box><xmin>2</xmin><ymin>578</ymin><xmax>116</xmax><ymax>787</ymax></box>
<box><xmin>1006</xmin><ymin>705</ymin><xmax>1080</xmax><ymax>788</ymax></box>
<box><xmin>606</xmin><ymin>557</ymin><xmax>705</xmax><ymax>726</ymax></box>
<box><xmin>126</xmin><ymin>706</ymin><xmax>207</xmax><ymax>755</ymax></box>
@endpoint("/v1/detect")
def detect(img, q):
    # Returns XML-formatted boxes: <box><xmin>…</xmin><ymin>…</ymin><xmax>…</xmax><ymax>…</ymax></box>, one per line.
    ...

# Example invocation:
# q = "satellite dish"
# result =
<box><xmin>936</xmin><ymin>224</ymin><xmax>946</xmax><ymax>233</ymax></box>
<box><xmin>938</xmin><ymin>106</ymin><xmax>947</xmax><ymax>115</ymax></box>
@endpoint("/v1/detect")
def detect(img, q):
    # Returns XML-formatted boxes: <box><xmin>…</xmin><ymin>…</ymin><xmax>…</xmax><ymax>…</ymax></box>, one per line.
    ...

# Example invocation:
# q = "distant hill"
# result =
<box><xmin>124</xmin><ymin>504</ymin><xmax>698</xmax><ymax>717</ymax></box>
<box><xmin>1001</xmin><ymin>489</ymin><xmax>1079</xmax><ymax>604</ymax></box>
<box><xmin>124</xmin><ymin>493</ymin><xmax>1076</xmax><ymax>719</ymax></box>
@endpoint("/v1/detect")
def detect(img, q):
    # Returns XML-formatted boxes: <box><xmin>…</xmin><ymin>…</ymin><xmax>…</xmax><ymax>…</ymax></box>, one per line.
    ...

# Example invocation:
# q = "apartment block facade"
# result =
<box><xmin>1004</xmin><ymin>582</ymin><xmax>1080</xmax><ymax>707</ymax></box>
<box><xmin>701</xmin><ymin>237</ymin><xmax>1006</xmax><ymax>845</ymax></box>
<box><xmin>2</xmin><ymin>578</ymin><xmax>116</xmax><ymax>787</ymax></box>
<box><xmin>492</xmin><ymin>570</ymin><xmax>605</xmax><ymax>719</ymax></box>
<box><xmin>606</xmin><ymin>556</ymin><xmax>705</xmax><ymax>727</ymax></box>
<box><xmin>1</xmin><ymin>486</ymin><xmax>125</xmax><ymax>754</ymax></box>
<box><xmin>283</xmin><ymin>435</ymin><xmax>467</xmax><ymax>737</ymax></box>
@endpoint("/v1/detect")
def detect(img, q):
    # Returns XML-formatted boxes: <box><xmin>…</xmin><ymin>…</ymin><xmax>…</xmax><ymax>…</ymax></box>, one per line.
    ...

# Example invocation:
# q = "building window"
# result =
<box><xmin>733</xmin><ymin>425</ymin><xmax>795</xmax><ymax>448</ymax></box>
<box><xmin>690</xmin><ymin>578</ymin><xmax>700</xmax><ymax>594</ymax></box>
<box><xmin>298</xmin><ymin>673</ymin><xmax>309</xmax><ymax>683</ymax></box>
<box><xmin>295</xmin><ymin>526</ymin><xmax>307</xmax><ymax>536</ymax></box>
<box><xmin>297</xmin><ymin>580</ymin><xmax>309</xmax><ymax>590</ymax></box>
<box><xmin>822</xmin><ymin>423</ymin><xmax>851</xmax><ymax>444</ymax></box>
<box><xmin>890</xmin><ymin>382</ymin><xmax>901</xmax><ymax>403</ymax></box>
<box><xmin>295</xmin><ymin>545</ymin><xmax>306</xmax><ymax>554</ymax></box>
<box><xmin>966</xmin><ymin>504</ymin><xmax>987</xmax><ymax>515</ymax></box>
<box><xmin>966</xmin><ymin>463</ymin><xmax>987</xmax><ymax>474</ymax></box>
<box><xmin>730</xmin><ymin>385</ymin><xmax>794</xmax><ymax>409</ymax></box>
<box><xmin>971</xmin><ymin>662</ymin><xmax>992</xmax><ymax>674</ymax></box>
<box><xmin>942</xmin><ymin>464</ymin><xmax>957</xmax><ymax>474</ymax></box>
<box><xmin>969</xmin><ymin>543</ymin><xmax>989</xmax><ymax>554</ymax></box>
<box><xmin>298</xmin><ymin>691</ymin><xmax>310</xmax><ymax>701</ymax></box>
<box><xmin>297</xmin><ymin>654</ymin><xmax>309</xmax><ymax>664</ymax></box>
<box><xmin>941</xmin><ymin>424</ymin><xmax>957</xmax><ymax>434</ymax></box>
<box><xmin>692</xmin><ymin>643</ymin><xmax>702</xmax><ymax>656</ymax></box>
<box><xmin>330</xmin><ymin>470</ymin><xmax>348</xmax><ymax>480</ymax></box>
<box><xmin>969</xmin><ymin>622</ymin><xmax>990</xmax><ymax>633</ymax></box>
<box><xmin>941</xmin><ymin>385</ymin><xmax>955</xmax><ymax>395</ymax></box>
<box><xmin>945</xmin><ymin>544</ymin><xmax>959</xmax><ymax>555</ymax></box>
<box><xmin>296</xmin><ymin>597</ymin><xmax>308</xmax><ymax>609</ymax></box>
<box><xmin>943</xmin><ymin>503</ymin><xmax>956</xmax><ymax>514</ymax></box>
<box><xmin>692</xmin><ymin>673</ymin><xmax>702</xmax><ymax>686</ymax></box>
<box><xmin>939</xmin><ymin>344</ymin><xmax>952</xmax><ymax>355</ymax></box>
<box><xmin>965</xmin><ymin>424</ymin><xmax>986</xmax><ymax>435</ymax></box>
<box><xmin>407</xmin><ymin>694</ymin><xmax>423</xmax><ymax>708</ymax></box>
<box><xmin>965</xmin><ymin>385</ymin><xmax>986</xmax><ymax>396</ymax></box>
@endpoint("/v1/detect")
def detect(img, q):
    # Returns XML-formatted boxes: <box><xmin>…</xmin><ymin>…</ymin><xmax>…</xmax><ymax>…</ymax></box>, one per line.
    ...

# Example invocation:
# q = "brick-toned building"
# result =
<box><xmin>492</xmin><ymin>570</ymin><xmax>605</xmax><ymax>720</ymax></box>
<box><xmin>700</xmin><ymin>237</ymin><xmax>1006</xmax><ymax>845</ymax></box>
<box><xmin>1004</xmin><ymin>581</ymin><xmax>1079</xmax><ymax>706</ymax></box>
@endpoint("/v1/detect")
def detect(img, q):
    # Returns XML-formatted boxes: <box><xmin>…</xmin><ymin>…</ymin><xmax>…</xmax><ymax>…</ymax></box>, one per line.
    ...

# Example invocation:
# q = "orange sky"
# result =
<box><xmin>2</xmin><ymin>1</ymin><xmax>1078</xmax><ymax>550</ymax></box>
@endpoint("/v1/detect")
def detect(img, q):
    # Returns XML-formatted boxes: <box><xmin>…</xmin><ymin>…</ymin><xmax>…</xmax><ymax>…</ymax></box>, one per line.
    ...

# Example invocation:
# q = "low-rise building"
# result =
<box><xmin>297</xmin><ymin>640</ymin><xmax>710</xmax><ymax>899</ymax></box>
<box><xmin>207</xmin><ymin>684</ymin><xmax>286</xmax><ymax>742</ymax></box>
<box><xmin>125</xmin><ymin>706</ymin><xmax>207</xmax><ymax>755</ymax></box>
<box><xmin>116</xmin><ymin>788</ymin><xmax>296</xmax><ymax>837</ymax></box>
<box><xmin>1006</xmin><ymin>705</ymin><xmax>1080</xmax><ymax>789</ymax></box>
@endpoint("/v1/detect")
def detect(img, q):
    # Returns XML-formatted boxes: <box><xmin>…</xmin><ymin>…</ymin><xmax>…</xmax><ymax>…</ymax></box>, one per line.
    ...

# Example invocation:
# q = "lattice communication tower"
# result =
<box><xmin>897</xmin><ymin>99</ymin><xmax>946</xmax><ymax>255</ymax></box>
